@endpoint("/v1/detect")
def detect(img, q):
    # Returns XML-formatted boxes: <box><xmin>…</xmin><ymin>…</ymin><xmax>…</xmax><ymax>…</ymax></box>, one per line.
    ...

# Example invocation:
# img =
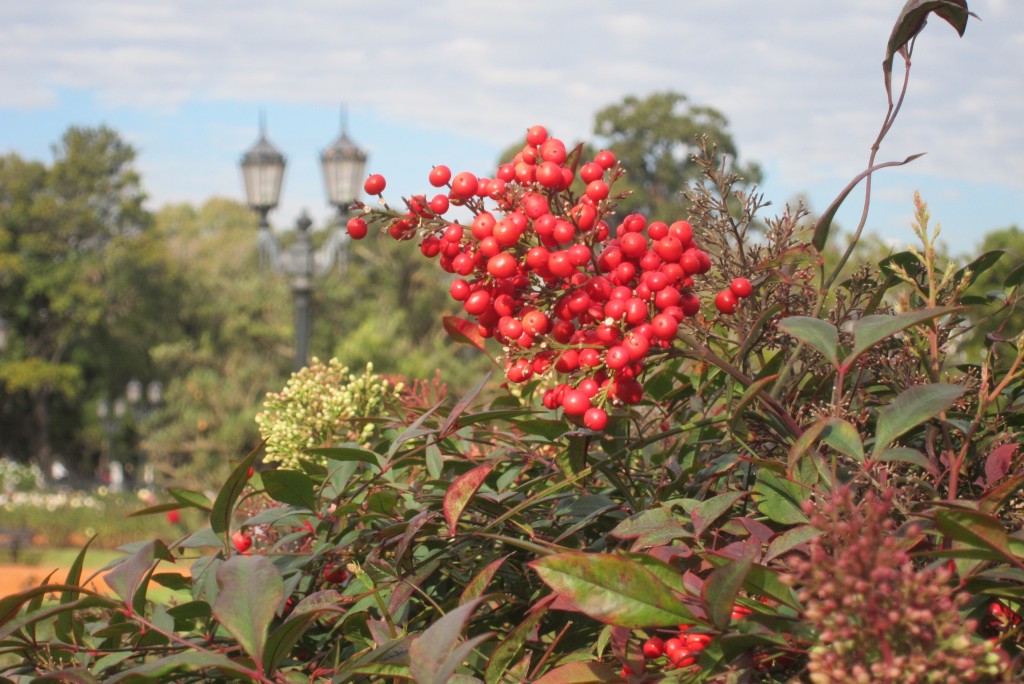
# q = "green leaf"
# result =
<box><xmin>484</xmin><ymin>603</ymin><xmax>546</xmax><ymax>684</ymax></box>
<box><xmin>105</xmin><ymin>651</ymin><xmax>256</xmax><ymax>682</ymax></box>
<box><xmin>211</xmin><ymin>554</ymin><xmax>284</xmax><ymax>665</ymax></box>
<box><xmin>765</xmin><ymin>525</ymin><xmax>822</xmax><ymax>562</ymax></box>
<box><xmin>409</xmin><ymin>599</ymin><xmax>492</xmax><ymax>684</ymax></box>
<box><xmin>884</xmin><ymin>0</ymin><xmax>975</xmax><ymax>100</ymax></box>
<box><xmin>691</xmin><ymin>491</ymin><xmax>747</xmax><ymax>537</ymax></box>
<box><xmin>461</xmin><ymin>556</ymin><xmax>508</xmax><ymax>606</ymax></box>
<box><xmin>261</xmin><ymin>469</ymin><xmax>317</xmax><ymax>511</ymax></box>
<box><xmin>846</xmin><ymin>307</ymin><xmax>958</xmax><ymax>367</ymax></box>
<box><xmin>820</xmin><ymin>418</ymin><xmax>865</xmax><ymax>462</ymax></box>
<box><xmin>1005</xmin><ymin>261</ymin><xmax>1024</xmax><ymax>288</ymax></box>
<box><xmin>444</xmin><ymin>463</ymin><xmax>494</xmax><ymax>536</ymax></box>
<box><xmin>529</xmin><ymin>552</ymin><xmax>699</xmax><ymax>628</ymax></box>
<box><xmin>210</xmin><ymin>446</ymin><xmax>260</xmax><ymax>536</ymax></box>
<box><xmin>935</xmin><ymin>508</ymin><xmax>1016</xmax><ymax>565</ymax></box>
<box><xmin>57</xmin><ymin>535</ymin><xmax>96</xmax><ymax>641</ymax></box>
<box><xmin>309</xmin><ymin>445</ymin><xmax>381</xmax><ymax>469</ymax></box>
<box><xmin>777</xmin><ymin>317</ymin><xmax>840</xmax><ymax>367</ymax></box>
<box><xmin>262</xmin><ymin>611</ymin><xmax>323</xmax><ymax>675</ymax></box>
<box><xmin>167</xmin><ymin>487</ymin><xmax>213</xmax><ymax>511</ymax></box>
<box><xmin>873</xmin><ymin>447</ymin><xmax>939</xmax><ymax>476</ymax></box>
<box><xmin>753</xmin><ymin>470</ymin><xmax>809</xmax><ymax>525</ymax></box>
<box><xmin>872</xmin><ymin>383</ymin><xmax>965</xmax><ymax>456</ymax></box>
<box><xmin>103</xmin><ymin>540</ymin><xmax>174</xmax><ymax>609</ymax></box>
<box><xmin>956</xmin><ymin>249</ymin><xmax>1005</xmax><ymax>288</ymax></box>
<box><xmin>438</xmin><ymin>369</ymin><xmax>494</xmax><ymax>438</ymax></box>
<box><xmin>532</xmin><ymin>661</ymin><xmax>618</xmax><ymax>683</ymax></box>
<box><xmin>812</xmin><ymin>155</ymin><xmax>924</xmax><ymax>251</ymax></box>
<box><xmin>702</xmin><ymin>544</ymin><xmax>756</xmax><ymax>630</ymax></box>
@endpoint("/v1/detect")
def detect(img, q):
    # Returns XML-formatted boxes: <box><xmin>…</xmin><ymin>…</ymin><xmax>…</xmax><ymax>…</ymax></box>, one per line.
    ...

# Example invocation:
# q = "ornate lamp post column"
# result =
<box><xmin>239</xmin><ymin>116</ymin><xmax>368</xmax><ymax>371</ymax></box>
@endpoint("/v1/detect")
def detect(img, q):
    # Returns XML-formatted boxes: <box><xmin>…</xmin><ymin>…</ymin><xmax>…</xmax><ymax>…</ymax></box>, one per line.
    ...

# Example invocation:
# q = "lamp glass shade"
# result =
<box><xmin>320</xmin><ymin>131</ymin><xmax>367</xmax><ymax>208</ymax></box>
<box><xmin>240</xmin><ymin>135</ymin><xmax>287</xmax><ymax>210</ymax></box>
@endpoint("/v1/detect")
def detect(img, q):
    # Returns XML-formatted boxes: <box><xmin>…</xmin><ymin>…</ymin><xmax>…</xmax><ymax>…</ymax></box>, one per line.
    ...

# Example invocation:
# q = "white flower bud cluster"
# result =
<box><xmin>255</xmin><ymin>359</ymin><xmax>401</xmax><ymax>469</ymax></box>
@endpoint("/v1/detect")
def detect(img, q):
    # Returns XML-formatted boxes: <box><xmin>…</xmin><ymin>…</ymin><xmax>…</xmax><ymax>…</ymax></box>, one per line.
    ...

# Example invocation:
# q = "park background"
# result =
<box><xmin>0</xmin><ymin>0</ymin><xmax>1022</xmax><ymax>596</ymax></box>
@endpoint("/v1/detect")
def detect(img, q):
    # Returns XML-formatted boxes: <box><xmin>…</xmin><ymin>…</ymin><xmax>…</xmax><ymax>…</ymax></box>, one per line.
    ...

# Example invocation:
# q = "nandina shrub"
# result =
<box><xmin>2</xmin><ymin>2</ymin><xmax>1024</xmax><ymax>682</ymax></box>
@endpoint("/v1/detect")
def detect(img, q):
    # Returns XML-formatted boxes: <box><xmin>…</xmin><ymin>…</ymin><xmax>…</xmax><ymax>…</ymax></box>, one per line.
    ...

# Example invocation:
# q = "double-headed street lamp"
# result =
<box><xmin>239</xmin><ymin>117</ymin><xmax>368</xmax><ymax>371</ymax></box>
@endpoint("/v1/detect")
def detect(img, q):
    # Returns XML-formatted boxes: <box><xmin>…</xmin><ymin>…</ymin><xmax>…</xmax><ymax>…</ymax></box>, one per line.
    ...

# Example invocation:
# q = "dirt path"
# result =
<box><xmin>0</xmin><ymin>563</ymin><xmax>109</xmax><ymax>596</ymax></box>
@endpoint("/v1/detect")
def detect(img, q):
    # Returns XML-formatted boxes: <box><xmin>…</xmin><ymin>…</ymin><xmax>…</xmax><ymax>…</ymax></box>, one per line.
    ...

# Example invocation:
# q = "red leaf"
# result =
<box><xmin>442</xmin><ymin>315</ymin><xmax>487</xmax><ymax>351</ymax></box>
<box><xmin>986</xmin><ymin>444</ymin><xmax>1019</xmax><ymax>487</ymax></box>
<box><xmin>444</xmin><ymin>463</ymin><xmax>494</xmax><ymax>535</ymax></box>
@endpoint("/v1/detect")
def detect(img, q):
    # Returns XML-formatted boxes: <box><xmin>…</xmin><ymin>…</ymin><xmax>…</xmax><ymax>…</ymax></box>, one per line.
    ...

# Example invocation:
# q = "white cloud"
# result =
<box><xmin>1</xmin><ymin>0</ymin><xmax>1020</xmax><ymax>246</ymax></box>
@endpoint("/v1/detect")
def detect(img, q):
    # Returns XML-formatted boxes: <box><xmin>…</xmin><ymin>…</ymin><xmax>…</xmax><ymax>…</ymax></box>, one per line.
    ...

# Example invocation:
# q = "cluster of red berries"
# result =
<box><xmin>623</xmin><ymin>606</ymin><xmax>751</xmax><ymax>677</ymax></box>
<box><xmin>351</xmin><ymin>126</ymin><xmax>747</xmax><ymax>429</ymax></box>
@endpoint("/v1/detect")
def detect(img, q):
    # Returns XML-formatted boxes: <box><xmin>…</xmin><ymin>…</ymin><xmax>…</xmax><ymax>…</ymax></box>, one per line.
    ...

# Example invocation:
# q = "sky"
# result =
<box><xmin>1</xmin><ymin>0</ymin><xmax>1022</xmax><ymax>256</ymax></box>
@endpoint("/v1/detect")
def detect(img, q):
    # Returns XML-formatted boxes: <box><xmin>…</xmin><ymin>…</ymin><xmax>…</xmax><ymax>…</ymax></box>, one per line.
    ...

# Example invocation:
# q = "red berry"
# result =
<box><xmin>165</xmin><ymin>509</ymin><xmax>181</xmax><ymax>525</ymax></box>
<box><xmin>232</xmin><ymin>530</ymin><xmax>252</xmax><ymax>554</ymax></box>
<box><xmin>450</xmin><ymin>171</ymin><xmax>479</xmax><ymax>199</ymax></box>
<box><xmin>583</xmin><ymin>406</ymin><xmax>608</xmax><ymax>431</ymax></box>
<box><xmin>346</xmin><ymin>217</ymin><xmax>368</xmax><ymax>239</ymax></box>
<box><xmin>642</xmin><ymin>636</ymin><xmax>665</xmax><ymax>659</ymax></box>
<box><xmin>714</xmin><ymin>289</ymin><xmax>738</xmax><ymax>315</ymax></box>
<box><xmin>535</xmin><ymin>161</ymin><xmax>564</xmax><ymax>189</ymax></box>
<box><xmin>594</xmin><ymin>150</ymin><xmax>616</xmax><ymax>169</ymax></box>
<box><xmin>585</xmin><ymin>180</ymin><xmax>610</xmax><ymax>202</ymax></box>
<box><xmin>526</xmin><ymin>125</ymin><xmax>548</xmax><ymax>146</ymax></box>
<box><xmin>428</xmin><ymin>194</ymin><xmax>450</xmax><ymax>215</ymax></box>
<box><xmin>428</xmin><ymin>165</ymin><xmax>452</xmax><ymax>187</ymax></box>
<box><xmin>323</xmin><ymin>563</ymin><xmax>350</xmax><ymax>583</ymax></box>
<box><xmin>561</xmin><ymin>389</ymin><xmax>591</xmax><ymax>416</ymax></box>
<box><xmin>487</xmin><ymin>252</ymin><xmax>518</xmax><ymax>279</ymax></box>
<box><xmin>729</xmin><ymin>277</ymin><xmax>753</xmax><ymax>298</ymax></box>
<box><xmin>363</xmin><ymin>173</ymin><xmax>386</xmax><ymax>195</ymax></box>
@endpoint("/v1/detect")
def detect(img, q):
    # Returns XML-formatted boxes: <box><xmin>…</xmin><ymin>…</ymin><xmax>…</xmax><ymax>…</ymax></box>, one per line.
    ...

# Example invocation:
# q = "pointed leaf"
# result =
<box><xmin>985</xmin><ymin>444</ymin><xmax>1018</xmax><ymax>486</ymax></box>
<box><xmin>935</xmin><ymin>508</ymin><xmax>1016</xmax><ymax>565</ymax></box>
<box><xmin>103</xmin><ymin>540</ymin><xmax>174</xmax><ymax>608</ymax></box>
<box><xmin>753</xmin><ymin>470</ymin><xmax>809</xmax><ymax>525</ymax></box>
<box><xmin>702</xmin><ymin>544</ymin><xmax>756</xmax><ymax>630</ymax></box>
<box><xmin>409</xmin><ymin>599</ymin><xmax>489</xmax><ymax>684</ymax></box>
<box><xmin>261</xmin><ymin>469</ymin><xmax>317</xmax><ymax>510</ymax></box>
<box><xmin>461</xmin><ymin>556</ymin><xmax>508</xmax><ymax>605</ymax></box>
<box><xmin>846</xmin><ymin>307</ymin><xmax>958</xmax><ymax>366</ymax></box>
<box><xmin>530</xmin><ymin>552</ymin><xmax>699</xmax><ymax>628</ymax></box>
<box><xmin>309</xmin><ymin>446</ymin><xmax>382</xmax><ymax>469</ymax></box>
<box><xmin>57</xmin><ymin>535</ymin><xmax>96</xmax><ymax>639</ymax></box>
<box><xmin>956</xmin><ymin>249</ymin><xmax>1005</xmax><ymax>289</ymax></box>
<box><xmin>444</xmin><ymin>463</ymin><xmax>495</xmax><ymax>535</ymax></box>
<box><xmin>884</xmin><ymin>0</ymin><xmax>974</xmax><ymax>99</ymax></box>
<box><xmin>443</xmin><ymin>314</ymin><xmax>487</xmax><ymax>351</ymax></box>
<box><xmin>212</xmin><ymin>554</ymin><xmax>284</xmax><ymax>664</ymax></box>
<box><xmin>439</xmin><ymin>370</ymin><xmax>494</xmax><ymax>438</ymax></box>
<box><xmin>819</xmin><ymin>418</ymin><xmax>865</xmax><ymax>462</ymax></box>
<box><xmin>210</xmin><ymin>446</ymin><xmax>260</xmax><ymax>536</ymax></box>
<box><xmin>777</xmin><ymin>317</ymin><xmax>839</xmax><ymax>368</ymax></box>
<box><xmin>812</xmin><ymin>154</ymin><xmax>925</xmax><ymax>250</ymax></box>
<box><xmin>872</xmin><ymin>383</ymin><xmax>965</xmax><ymax>456</ymax></box>
<box><xmin>484</xmin><ymin>602</ymin><xmax>546</xmax><ymax>683</ymax></box>
<box><xmin>168</xmin><ymin>487</ymin><xmax>213</xmax><ymax>511</ymax></box>
<box><xmin>532</xmin><ymin>661</ymin><xmax>618</xmax><ymax>683</ymax></box>
<box><xmin>263</xmin><ymin>611</ymin><xmax>324</xmax><ymax>675</ymax></box>
<box><xmin>873</xmin><ymin>447</ymin><xmax>939</xmax><ymax>476</ymax></box>
<box><xmin>691</xmin><ymin>491</ymin><xmax>748</xmax><ymax>537</ymax></box>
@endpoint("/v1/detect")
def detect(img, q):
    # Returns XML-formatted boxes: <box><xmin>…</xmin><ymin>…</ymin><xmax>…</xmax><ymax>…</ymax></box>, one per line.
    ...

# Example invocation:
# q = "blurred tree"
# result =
<box><xmin>0</xmin><ymin>127</ymin><xmax>165</xmax><ymax>478</ymax></box>
<box><xmin>498</xmin><ymin>92</ymin><xmax>761</xmax><ymax>224</ymax></box>
<box><xmin>142</xmin><ymin>199</ymin><xmax>292</xmax><ymax>486</ymax></box>
<box><xmin>963</xmin><ymin>225</ymin><xmax>1023</xmax><ymax>355</ymax></box>
<box><xmin>593</xmin><ymin>91</ymin><xmax>762</xmax><ymax>222</ymax></box>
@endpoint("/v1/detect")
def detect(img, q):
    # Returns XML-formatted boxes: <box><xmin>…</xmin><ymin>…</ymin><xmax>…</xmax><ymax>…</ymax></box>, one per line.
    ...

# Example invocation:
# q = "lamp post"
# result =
<box><xmin>96</xmin><ymin>380</ymin><xmax>163</xmax><ymax>492</ymax></box>
<box><xmin>239</xmin><ymin>116</ymin><xmax>368</xmax><ymax>371</ymax></box>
